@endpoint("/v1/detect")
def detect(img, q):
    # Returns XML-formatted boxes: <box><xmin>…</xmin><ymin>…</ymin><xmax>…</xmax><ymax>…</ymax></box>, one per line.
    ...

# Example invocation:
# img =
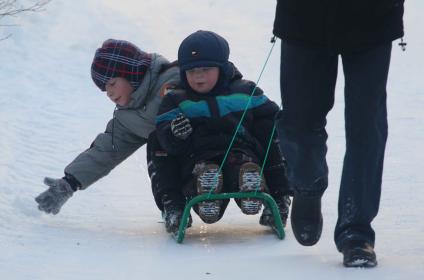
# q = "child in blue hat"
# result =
<box><xmin>156</xmin><ymin>30</ymin><xmax>292</xmax><ymax>227</ymax></box>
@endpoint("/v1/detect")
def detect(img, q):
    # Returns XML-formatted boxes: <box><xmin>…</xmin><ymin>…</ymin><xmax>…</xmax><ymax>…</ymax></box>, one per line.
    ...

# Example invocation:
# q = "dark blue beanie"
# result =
<box><xmin>178</xmin><ymin>30</ymin><xmax>230</xmax><ymax>71</ymax></box>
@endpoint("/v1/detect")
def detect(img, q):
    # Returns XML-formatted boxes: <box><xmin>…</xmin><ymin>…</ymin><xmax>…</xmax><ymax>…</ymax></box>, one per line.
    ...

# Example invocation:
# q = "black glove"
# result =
<box><xmin>35</xmin><ymin>177</ymin><xmax>74</xmax><ymax>215</ymax></box>
<box><xmin>171</xmin><ymin>113</ymin><xmax>192</xmax><ymax>140</ymax></box>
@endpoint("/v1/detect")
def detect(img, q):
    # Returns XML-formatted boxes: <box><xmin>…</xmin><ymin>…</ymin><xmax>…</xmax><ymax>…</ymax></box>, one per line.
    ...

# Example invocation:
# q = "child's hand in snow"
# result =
<box><xmin>35</xmin><ymin>177</ymin><xmax>74</xmax><ymax>215</ymax></box>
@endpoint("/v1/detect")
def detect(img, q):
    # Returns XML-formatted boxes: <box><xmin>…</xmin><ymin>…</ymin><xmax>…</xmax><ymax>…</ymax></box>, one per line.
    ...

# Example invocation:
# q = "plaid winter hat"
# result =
<box><xmin>91</xmin><ymin>39</ymin><xmax>152</xmax><ymax>91</ymax></box>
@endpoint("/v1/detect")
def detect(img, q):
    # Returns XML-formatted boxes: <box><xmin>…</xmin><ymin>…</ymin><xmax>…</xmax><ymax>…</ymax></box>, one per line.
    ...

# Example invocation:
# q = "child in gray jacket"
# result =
<box><xmin>35</xmin><ymin>39</ymin><xmax>188</xmax><ymax>232</ymax></box>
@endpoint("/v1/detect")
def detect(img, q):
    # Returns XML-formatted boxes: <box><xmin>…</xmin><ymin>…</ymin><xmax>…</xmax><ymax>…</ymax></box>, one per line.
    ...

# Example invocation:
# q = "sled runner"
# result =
<box><xmin>175</xmin><ymin>191</ymin><xmax>285</xmax><ymax>243</ymax></box>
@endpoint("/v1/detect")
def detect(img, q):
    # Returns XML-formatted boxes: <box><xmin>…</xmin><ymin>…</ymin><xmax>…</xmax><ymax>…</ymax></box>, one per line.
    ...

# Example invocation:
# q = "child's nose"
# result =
<box><xmin>193</xmin><ymin>71</ymin><xmax>204</xmax><ymax>78</ymax></box>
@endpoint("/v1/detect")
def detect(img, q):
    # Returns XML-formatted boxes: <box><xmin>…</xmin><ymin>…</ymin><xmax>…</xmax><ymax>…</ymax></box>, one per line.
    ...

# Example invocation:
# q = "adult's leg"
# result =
<box><xmin>277</xmin><ymin>41</ymin><xmax>338</xmax><ymax>245</ymax></box>
<box><xmin>336</xmin><ymin>43</ymin><xmax>392</xmax><ymax>251</ymax></box>
<box><xmin>277</xmin><ymin>41</ymin><xmax>338</xmax><ymax>196</ymax></box>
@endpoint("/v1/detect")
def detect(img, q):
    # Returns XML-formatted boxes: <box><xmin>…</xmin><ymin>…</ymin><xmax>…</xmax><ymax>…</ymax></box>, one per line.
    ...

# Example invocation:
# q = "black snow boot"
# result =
<box><xmin>342</xmin><ymin>240</ymin><xmax>377</xmax><ymax>268</ymax></box>
<box><xmin>260</xmin><ymin>194</ymin><xmax>291</xmax><ymax>227</ymax></box>
<box><xmin>290</xmin><ymin>195</ymin><xmax>323</xmax><ymax>246</ymax></box>
<box><xmin>162</xmin><ymin>195</ymin><xmax>192</xmax><ymax>234</ymax></box>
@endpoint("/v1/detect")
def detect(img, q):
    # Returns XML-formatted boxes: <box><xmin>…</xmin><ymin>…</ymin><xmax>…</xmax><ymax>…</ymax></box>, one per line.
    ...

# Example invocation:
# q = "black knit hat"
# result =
<box><xmin>91</xmin><ymin>39</ymin><xmax>152</xmax><ymax>91</ymax></box>
<box><xmin>178</xmin><ymin>30</ymin><xmax>230</xmax><ymax>71</ymax></box>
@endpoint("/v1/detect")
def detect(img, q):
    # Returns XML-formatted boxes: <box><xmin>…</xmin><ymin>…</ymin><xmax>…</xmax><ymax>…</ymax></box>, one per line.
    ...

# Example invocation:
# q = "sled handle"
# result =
<box><xmin>176</xmin><ymin>192</ymin><xmax>285</xmax><ymax>243</ymax></box>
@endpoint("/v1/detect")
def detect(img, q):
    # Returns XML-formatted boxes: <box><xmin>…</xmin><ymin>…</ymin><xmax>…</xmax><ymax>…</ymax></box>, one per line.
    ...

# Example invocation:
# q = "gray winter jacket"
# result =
<box><xmin>64</xmin><ymin>54</ymin><xmax>179</xmax><ymax>189</ymax></box>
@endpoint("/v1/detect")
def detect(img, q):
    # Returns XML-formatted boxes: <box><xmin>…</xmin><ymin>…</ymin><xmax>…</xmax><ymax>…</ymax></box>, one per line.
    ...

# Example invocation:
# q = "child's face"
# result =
<box><xmin>185</xmin><ymin>67</ymin><xmax>219</xmax><ymax>94</ymax></box>
<box><xmin>105</xmin><ymin>77</ymin><xmax>134</xmax><ymax>106</ymax></box>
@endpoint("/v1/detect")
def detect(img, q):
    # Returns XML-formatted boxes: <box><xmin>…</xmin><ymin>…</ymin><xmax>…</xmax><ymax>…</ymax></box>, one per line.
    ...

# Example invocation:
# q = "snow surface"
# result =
<box><xmin>1</xmin><ymin>1</ymin><xmax>423</xmax><ymax>279</ymax></box>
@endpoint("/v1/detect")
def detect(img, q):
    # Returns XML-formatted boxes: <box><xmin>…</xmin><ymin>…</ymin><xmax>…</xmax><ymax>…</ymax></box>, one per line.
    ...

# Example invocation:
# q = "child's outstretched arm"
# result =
<box><xmin>35</xmin><ymin>118</ymin><xmax>146</xmax><ymax>214</ymax></box>
<box><xmin>64</xmin><ymin>118</ymin><xmax>146</xmax><ymax>187</ymax></box>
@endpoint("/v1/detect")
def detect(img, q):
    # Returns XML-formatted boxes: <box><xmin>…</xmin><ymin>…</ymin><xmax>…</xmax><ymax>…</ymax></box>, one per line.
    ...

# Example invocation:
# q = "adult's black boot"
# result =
<box><xmin>342</xmin><ymin>240</ymin><xmax>377</xmax><ymax>268</ymax></box>
<box><xmin>290</xmin><ymin>195</ymin><xmax>323</xmax><ymax>246</ymax></box>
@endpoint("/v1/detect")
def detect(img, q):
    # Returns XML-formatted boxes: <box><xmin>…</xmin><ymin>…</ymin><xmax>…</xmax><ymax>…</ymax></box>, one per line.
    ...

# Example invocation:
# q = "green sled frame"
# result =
<box><xmin>175</xmin><ymin>191</ymin><xmax>285</xmax><ymax>243</ymax></box>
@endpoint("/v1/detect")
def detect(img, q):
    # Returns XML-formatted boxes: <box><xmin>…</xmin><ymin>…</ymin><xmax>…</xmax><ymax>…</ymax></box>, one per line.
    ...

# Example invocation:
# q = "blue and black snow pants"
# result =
<box><xmin>276</xmin><ymin>41</ymin><xmax>392</xmax><ymax>251</ymax></box>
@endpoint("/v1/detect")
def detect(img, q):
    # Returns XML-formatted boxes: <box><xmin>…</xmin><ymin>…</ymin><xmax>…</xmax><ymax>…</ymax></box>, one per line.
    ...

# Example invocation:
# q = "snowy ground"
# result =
<box><xmin>1</xmin><ymin>1</ymin><xmax>423</xmax><ymax>279</ymax></box>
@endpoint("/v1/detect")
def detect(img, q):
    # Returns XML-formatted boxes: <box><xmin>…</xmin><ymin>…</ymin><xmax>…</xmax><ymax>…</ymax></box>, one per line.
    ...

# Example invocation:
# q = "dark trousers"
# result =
<box><xmin>147</xmin><ymin>132</ymin><xmax>186</xmax><ymax>211</ymax></box>
<box><xmin>277</xmin><ymin>41</ymin><xmax>392</xmax><ymax>250</ymax></box>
